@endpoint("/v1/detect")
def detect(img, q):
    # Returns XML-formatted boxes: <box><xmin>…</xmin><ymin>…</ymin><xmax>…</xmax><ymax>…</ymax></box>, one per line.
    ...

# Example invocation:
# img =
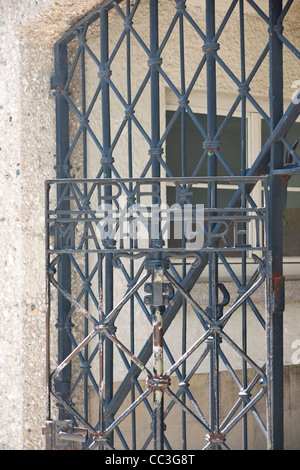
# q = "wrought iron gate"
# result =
<box><xmin>44</xmin><ymin>0</ymin><xmax>300</xmax><ymax>450</ymax></box>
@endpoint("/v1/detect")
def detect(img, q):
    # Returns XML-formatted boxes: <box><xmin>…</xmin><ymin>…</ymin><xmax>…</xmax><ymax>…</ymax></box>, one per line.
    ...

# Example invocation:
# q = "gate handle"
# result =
<box><xmin>218</xmin><ymin>283</ymin><xmax>230</xmax><ymax>308</ymax></box>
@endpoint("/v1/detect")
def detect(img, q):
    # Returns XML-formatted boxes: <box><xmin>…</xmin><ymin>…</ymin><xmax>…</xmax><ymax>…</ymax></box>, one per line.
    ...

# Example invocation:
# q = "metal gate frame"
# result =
<box><xmin>44</xmin><ymin>0</ymin><xmax>300</xmax><ymax>450</ymax></box>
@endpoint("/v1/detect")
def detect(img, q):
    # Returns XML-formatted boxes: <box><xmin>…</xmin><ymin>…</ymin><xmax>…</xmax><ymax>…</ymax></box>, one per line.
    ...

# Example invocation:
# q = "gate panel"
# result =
<box><xmin>45</xmin><ymin>0</ymin><xmax>300</xmax><ymax>450</ymax></box>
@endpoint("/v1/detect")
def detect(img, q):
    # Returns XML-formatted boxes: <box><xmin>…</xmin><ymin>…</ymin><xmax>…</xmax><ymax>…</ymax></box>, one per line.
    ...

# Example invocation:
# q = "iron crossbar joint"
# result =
<box><xmin>147</xmin><ymin>375</ymin><xmax>171</xmax><ymax>393</ymax></box>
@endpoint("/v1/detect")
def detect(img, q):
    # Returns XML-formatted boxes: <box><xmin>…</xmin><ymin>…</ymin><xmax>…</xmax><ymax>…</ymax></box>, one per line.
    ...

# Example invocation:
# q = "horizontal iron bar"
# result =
<box><xmin>272</xmin><ymin>166</ymin><xmax>300</xmax><ymax>176</ymax></box>
<box><xmin>47</xmin><ymin>247</ymin><xmax>267</xmax><ymax>255</ymax></box>
<box><xmin>46</xmin><ymin>176</ymin><xmax>268</xmax><ymax>185</ymax></box>
<box><xmin>47</xmin><ymin>214</ymin><xmax>267</xmax><ymax>222</ymax></box>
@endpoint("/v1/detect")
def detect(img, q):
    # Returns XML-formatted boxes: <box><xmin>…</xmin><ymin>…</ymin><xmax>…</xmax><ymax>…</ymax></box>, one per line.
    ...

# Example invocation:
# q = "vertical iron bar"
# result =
<box><xmin>240</xmin><ymin>0</ymin><xmax>248</xmax><ymax>450</ymax></box>
<box><xmin>150</xmin><ymin>0</ymin><xmax>161</xmax><ymax>212</ymax></box>
<box><xmin>179</xmin><ymin>4</ymin><xmax>187</xmax><ymax>450</ymax></box>
<box><xmin>98</xmin><ymin>254</ymin><xmax>105</xmax><ymax>449</ymax></box>
<box><xmin>206</xmin><ymin>0</ymin><xmax>220</xmax><ymax>445</ymax></box>
<box><xmin>80</xmin><ymin>26</ymin><xmax>90</xmax><ymax>426</ymax></box>
<box><xmin>269</xmin><ymin>0</ymin><xmax>284</xmax><ymax>450</ymax></box>
<box><xmin>152</xmin><ymin>302</ymin><xmax>164</xmax><ymax>451</ymax></box>
<box><xmin>45</xmin><ymin>182</ymin><xmax>51</xmax><ymax>421</ymax></box>
<box><xmin>126</xmin><ymin>0</ymin><xmax>137</xmax><ymax>449</ymax></box>
<box><xmin>149</xmin><ymin>0</ymin><xmax>165</xmax><ymax>451</ymax></box>
<box><xmin>54</xmin><ymin>42</ymin><xmax>72</xmax><ymax>421</ymax></box>
<box><xmin>100</xmin><ymin>7</ymin><xmax>114</xmax><ymax>446</ymax></box>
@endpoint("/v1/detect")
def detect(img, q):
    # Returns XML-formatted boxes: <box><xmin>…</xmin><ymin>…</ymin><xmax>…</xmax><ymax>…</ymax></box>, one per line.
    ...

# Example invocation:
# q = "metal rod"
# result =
<box><xmin>205</xmin><ymin>0</ymin><xmax>220</xmax><ymax>445</ymax></box>
<box><xmin>81</xmin><ymin>26</ymin><xmax>90</xmax><ymax>424</ymax></box>
<box><xmin>240</xmin><ymin>0</ymin><xmax>248</xmax><ymax>447</ymax></box>
<box><xmin>179</xmin><ymin>5</ymin><xmax>188</xmax><ymax>447</ymax></box>
<box><xmin>268</xmin><ymin>0</ymin><xmax>284</xmax><ymax>450</ymax></box>
<box><xmin>100</xmin><ymin>7</ymin><xmax>115</xmax><ymax>446</ymax></box>
<box><xmin>53</xmin><ymin>41</ymin><xmax>73</xmax><ymax>421</ymax></box>
<box><xmin>45</xmin><ymin>183</ymin><xmax>51</xmax><ymax>421</ymax></box>
<box><xmin>149</xmin><ymin>0</ymin><xmax>166</xmax><ymax>451</ymax></box>
<box><xmin>152</xmin><ymin>305</ymin><xmax>164</xmax><ymax>450</ymax></box>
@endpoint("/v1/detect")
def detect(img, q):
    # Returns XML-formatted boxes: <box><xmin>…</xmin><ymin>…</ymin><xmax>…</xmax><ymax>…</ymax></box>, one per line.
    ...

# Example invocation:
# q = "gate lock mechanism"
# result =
<box><xmin>43</xmin><ymin>420</ymin><xmax>88</xmax><ymax>450</ymax></box>
<box><xmin>144</xmin><ymin>281</ymin><xmax>174</xmax><ymax>307</ymax></box>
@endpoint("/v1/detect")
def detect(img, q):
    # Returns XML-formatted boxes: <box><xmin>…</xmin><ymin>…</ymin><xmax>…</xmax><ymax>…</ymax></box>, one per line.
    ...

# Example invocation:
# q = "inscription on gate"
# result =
<box><xmin>46</xmin><ymin>177</ymin><xmax>268</xmax><ymax>255</ymax></box>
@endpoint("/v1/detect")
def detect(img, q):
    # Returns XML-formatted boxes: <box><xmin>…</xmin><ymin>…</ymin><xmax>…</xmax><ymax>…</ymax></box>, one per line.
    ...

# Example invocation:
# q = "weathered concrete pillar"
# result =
<box><xmin>0</xmin><ymin>0</ymin><xmax>107</xmax><ymax>450</ymax></box>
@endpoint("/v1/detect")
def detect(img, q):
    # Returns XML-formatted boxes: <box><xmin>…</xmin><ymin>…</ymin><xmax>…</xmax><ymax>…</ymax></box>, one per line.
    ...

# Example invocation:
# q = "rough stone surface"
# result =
<box><xmin>0</xmin><ymin>0</ymin><xmax>111</xmax><ymax>451</ymax></box>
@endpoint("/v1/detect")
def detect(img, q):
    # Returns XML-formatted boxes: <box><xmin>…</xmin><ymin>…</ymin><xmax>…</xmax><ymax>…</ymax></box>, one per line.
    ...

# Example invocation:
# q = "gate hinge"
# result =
<box><xmin>42</xmin><ymin>420</ymin><xmax>88</xmax><ymax>450</ymax></box>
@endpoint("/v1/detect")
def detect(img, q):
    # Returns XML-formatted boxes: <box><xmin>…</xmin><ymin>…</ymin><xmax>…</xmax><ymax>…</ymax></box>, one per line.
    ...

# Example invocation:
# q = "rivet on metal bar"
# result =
<box><xmin>179</xmin><ymin>382</ymin><xmax>190</xmax><ymax>389</ymax></box>
<box><xmin>202</xmin><ymin>42</ymin><xmax>220</xmax><ymax>54</ymax></box>
<box><xmin>50</xmin><ymin>74</ymin><xmax>66</xmax><ymax>89</ymax></box>
<box><xmin>260</xmin><ymin>378</ymin><xmax>268</xmax><ymax>390</ymax></box>
<box><xmin>148</xmin><ymin>147</ymin><xmax>164</xmax><ymax>158</ymax></box>
<box><xmin>77</xmin><ymin>35</ymin><xmax>87</xmax><ymax>47</ymax></box>
<box><xmin>239</xmin><ymin>389</ymin><xmax>251</xmax><ymax>400</ymax></box>
<box><xmin>93</xmin><ymin>431</ymin><xmax>109</xmax><ymax>442</ymax></box>
<box><xmin>80</xmin><ymin>362</ymin><xmax>91</xmax><ymax>375</ymax></box>
<box><xmin>273</xmin><ymin>23</ymin><xmax>284</xmax><ymax>33</ymax></box>
<box><xmin>125</xmin><ymin>105</ymin><xmax>135</xmax><ymax>117</ymax></box>
<box><xmin>55</xmin><ymin>321</ymin><xmax>74</xmax><ymax>331</ymax></box>
<box><xmin>203</xmin><ymin>138</ymin><xmax>220</xmax><ymax>156</ymax></box>
<box><xmin>80</xmin><ymin>116</ymin><xmax>89</xmax><ymax>126</ymax></box>
<box><xmin>98</xmin><ymin>68</ymin><xmax>112</xmax><ymax>79</ymax></box>
<box><xmin>144</xmin><ymin>281</ymin><xmax>174</xmax><ymax>307</ymax></box>
<box><xmin>206</xmin><ymin>431</ymin><xmax>226</xmax><ymax>444</ymax></box>
<box><xmin>81</xmin><ymin>197</ymin><xmax>90</xmax><ymax>209</ymax></box>
<box><xmin>100</xmin><ymin>155</ymin><xmax>114</xmax><ymax>164</ymax></box>
<box><xmin>175</xmin><ymin>0</ymin><xmax>186</xmax><ymax>12</ymax></box>
<box><xmin>178</xmin><ymin>95</ymin><xmax>189</xmax><ymax>107</ymax></box>
<box><xmin>147</xmin><ymin>375</ymin><xmax>171</xmax><ymax>393</ymax></box>
<box><xmin>82</xmin><ymin>279</ymin><xmax>91</xmax><ymax>291</ymax></box>
<box><xmin>124</xmin><ymin>17</ymin><xmax>133</xmax><ymax>30</ymax></box>
<box><xmin>53</xmin><ymin>163</ymin><xmax>73</xmax><ymax>172</ymax></box>
<box><xmin>209</xmin><ymin>324</ymin><xmax>222</xmax><ymax>334</ymax></box>
<box><xmin>150</xmin><ymin>421</ymin><xmax>167</xmax><ymax>432</ymax></box>
<box><xmin>147</xmin><ymin>57</ymin><xmax>163</xmax><ymax>67</ymax></box>
<box><xmin>96</xmin><ymin>323</ymin><xmax>109</xmax><ymax>332</ymax></box>
<box><xmin>238</xmin><ymin>83</ymin><xmax>250</xmax><ymax>95</ymax></box>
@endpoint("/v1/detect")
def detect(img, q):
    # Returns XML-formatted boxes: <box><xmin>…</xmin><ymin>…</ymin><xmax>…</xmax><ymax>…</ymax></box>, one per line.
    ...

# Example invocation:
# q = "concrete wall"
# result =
<box><xmin>0</xmin><ymin>0</ymin><xmax>299</xmax><ymax>450</ymax></box>
<box><xmin>0</xmin><ymin>0</ymin><xmax>112</xmax><ymax>451</ymax></box>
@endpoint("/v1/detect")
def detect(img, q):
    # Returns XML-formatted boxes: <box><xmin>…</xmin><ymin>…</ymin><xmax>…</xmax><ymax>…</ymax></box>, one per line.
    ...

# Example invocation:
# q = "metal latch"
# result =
<box><xmin>144</xmin><ymin>281</ymin><xmax>174</xmax><ymax>307</ymax></box>
<box><xmin>42</xmin><ymin>420</ymin><xmax>88</xmax><ymax>450</ymax></box>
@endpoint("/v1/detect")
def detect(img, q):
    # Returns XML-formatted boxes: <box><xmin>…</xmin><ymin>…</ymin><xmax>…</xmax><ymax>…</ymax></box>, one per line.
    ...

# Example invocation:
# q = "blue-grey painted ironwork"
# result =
<box><xmin>46</xmin><ymin>0</ymin><xmax>300</xmax><ymax>450</ymax></box>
